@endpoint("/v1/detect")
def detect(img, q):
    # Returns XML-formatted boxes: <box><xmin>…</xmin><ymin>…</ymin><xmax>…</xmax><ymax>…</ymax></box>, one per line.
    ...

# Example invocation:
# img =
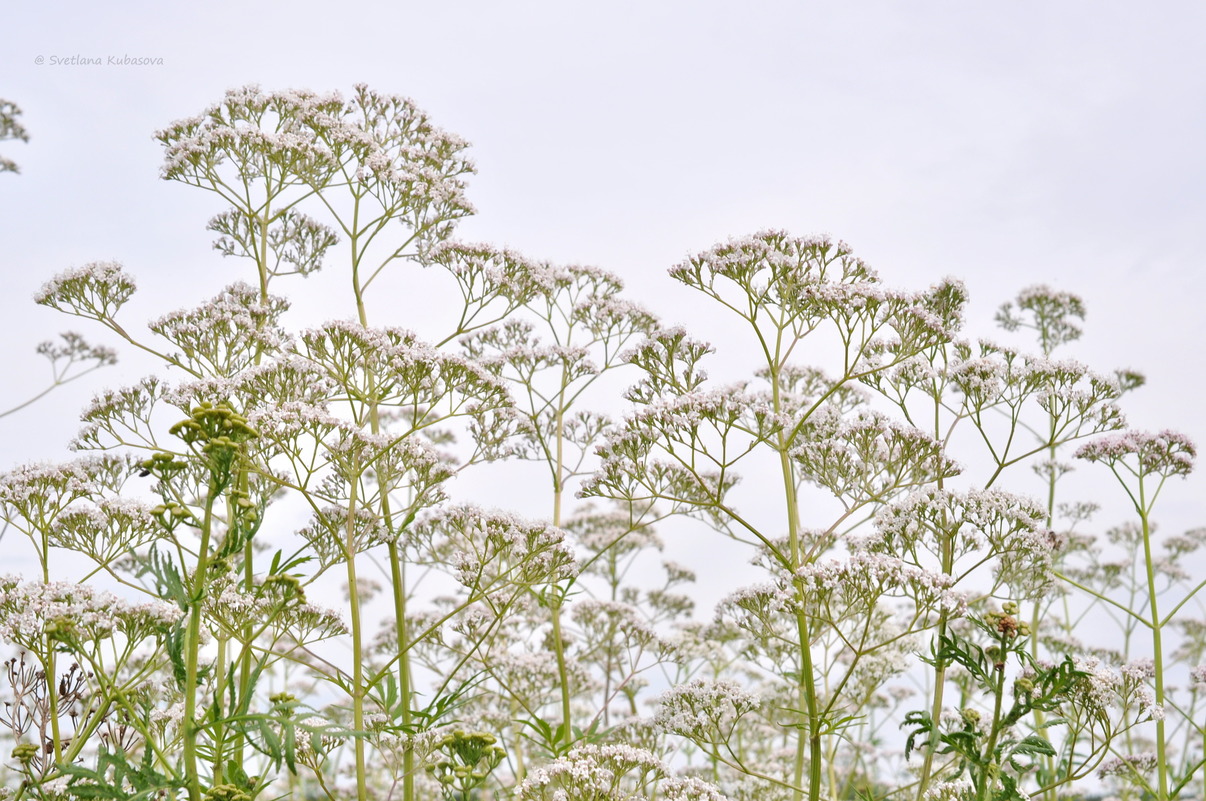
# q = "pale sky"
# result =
<box><xmin>4</xmin><ymin>2</ymin><xmax>1206</xmax><ymax>555</ymax></box>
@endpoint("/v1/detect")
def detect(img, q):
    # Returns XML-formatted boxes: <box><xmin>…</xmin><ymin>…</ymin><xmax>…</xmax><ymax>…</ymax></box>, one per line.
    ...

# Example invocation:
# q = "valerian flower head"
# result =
<box><xmin>149</xmin><ymin>282</ymin><xmax>292</xmax><ymax>375</ymax></box>
<box><xmin>654</xmin><ymin>679</ymin><xmax>760</xmax><ymax>744</ymax></box>
<box><xmin>670</xmin><ymin>232</ymin><xmax>964</xmax><ymax>359</ymax></box>
<box><xmin>1069</xmin><ymin>655</ymin><xmax>1123</xmax><ymax>712</ymax></box>
<box><xmin>996</xmin><ymin>284</ymin><xmax>1086</xmax><ymax>354</ymax></box>
<box><xmin>572</xmin><ymin>293</ymin><xmax>658</xmax><ymax>348</ymax></box>
<box><xmin>516</xmin><ymin>743</ymin><xmax>687</xmax><ymax>800</ymax></box>
<box><xmin>949</xmin><ymin>340</ymin><xmax>1126</xmax><ymax>435</ymax></box>
<box><xmin>792</xmin><ymin>410</ymin><xmax>961</xmax><ymax>505</ymax></box>
<box><xmin>156</xmin><ymin>84</ymin><xmax>346</xmax><ymax>185</ymax></box>
<box><xmin>1098</xmin><ymin>752</ymin><xmax>1157</xmax><ymax>779</ymax></box>
<box><xmin>867</xmin><ymin>488</ymin><xmax>1057</xmax><ymax>596</ymax></box>
<box><xmin>36</xmin><ymin>331</ymin><xmax>117</xmax><ymax>369</ymax></box>
<box><xmin>1075</xmin><ymin>429</ymin><xmax>1196</xmax><ymax>478</ymax></box>
<box><xmin>300</xmin><ymin>321</ymin><xmax>511</xmax><ymax>420</ymax></box>
<box><xmin>660</xmin><ymin>776</ymin><xmax>733</xmax><ymax>801</ymax></box>
<box><xmin>571</xmin><ymin>599</ymin><xmax>660</xmax><ymax>652</ymax></box>
<box><xmin>34</xmin><ymin>261</ymin><xmax>137</xmax><ymax>321</ymax></box>
<box><xmin>567</xmin><ymin>505</ymin><xmax>663</xmax><ymax>566</ymax></box>
<box><xmin>622</xmin><ymin>327</ymin><xmax>714</xmax><ymax>405</ymax></box>
<box><xmin>296</xmin><ymin>504</ymin><xmax>394</xmax><ymax>569</ymax></box>
<box><xmin>922</xmin><ymin>778</ymin><xmax>975</xmax><ymax>800</ymax></box>
<box><xmin>410</xmin><ymin>505</ymin><xmax>578</xmax><ymax>591</ymax></box>
<box><xmin>209</xmin><ymin>207</ymin><xmax>339</xmax><ymax>278</ymax></box>
<box><xmin>0</xmin><ymin>576</ymin><xmax>182</xmax><ymax>649</ymax></box>
<box><xmin>427</xmin><ymin>240</ymin><xmax>553</xmax><ymax>312</ymax></box>
<box><xmin>203</xmin><ymin>574</ymin><xmax>346</xmax><ymax>645</ymax></box>
<box><xmin>1189</xmin><ymin>664</ymin><xmax>1206</xmax><ymax>693</ymax></box>
<box><xmin>670</xmin><ymin>231</ymin><xmax>877</xmax><ymax>311</ymax></box>
<box><xmin>50</xmin><ymin>497</ymin><xmax>162</xmax><ymax>565</ymax></box>
<box><xmin>794</xmin><ymin>552</ymin><xmax>967</xmax><ymax>620</ymax></box>
<box><xmin>158</xmin><ymin>84</ymin><xmax>476</xmax><ymax>248</ymax></box>
<box><xmin>0</xmin><ymin>456</ymin><xmax>132</xmax><ymax>530</ymax></box>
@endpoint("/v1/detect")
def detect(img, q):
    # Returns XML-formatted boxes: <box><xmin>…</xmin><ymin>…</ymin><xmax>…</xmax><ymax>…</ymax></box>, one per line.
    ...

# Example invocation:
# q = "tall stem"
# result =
<box><xmin>344</xmin><ymin>476</ymin><xmax>369</xmax><ymax>801</ymax></box>
<box><xmin>916</xmin><ymin>393</ymin><xmax>953</xmax><ymax>801</ymax></box>
<box><xmin>979</xmin><ymin>647</ymin><xmax>1007</xmax><ymax>801</ymax></box>
<box><xmin>213</xmin><ymin>636</ymin><xmax>227</xmax><ymax>785</ymax></box>
<box><xmin>41</xmin><ymin>532</ymin><xmax>64</xmax><ymax>767</ymax></box>
<box><xmin>350</xmin><ymin>215</ymin><xmax>417</xmax><ymax>800</ymax></box>
<box><xmin>184</xmin><ymin>488</ymin><xmax>218</xmax><ymax>801</ymax></box>
<box><xmin>388</xmin><ymin>540</ymin><xmax>415</xmax><ymax>801</ymax></box>
<box><xmin>235</xmin><ymin>209</ymin><xmax>275</xmax><ymax>768</ymax></box>
<box><xmin>771</xmin><ymin>363</ymin><xmax>821</xmax><ymax>801</ymax></box>
<box><xmin>550</xmin><ymin>392</ymin><xmax>574</xmax><ymax>740</ymax></box>
<box><xmin>1139</xmin><ymin>479</ymin><xmax>1169</xmax><ymax>801</ymax></box>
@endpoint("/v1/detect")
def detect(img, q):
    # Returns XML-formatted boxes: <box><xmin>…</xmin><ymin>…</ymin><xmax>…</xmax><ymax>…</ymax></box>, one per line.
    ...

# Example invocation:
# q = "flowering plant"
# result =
<box><xmin>1</xmin><ymin>85</ymin><xmax>1201</xmax><ymax>801</ymax></box>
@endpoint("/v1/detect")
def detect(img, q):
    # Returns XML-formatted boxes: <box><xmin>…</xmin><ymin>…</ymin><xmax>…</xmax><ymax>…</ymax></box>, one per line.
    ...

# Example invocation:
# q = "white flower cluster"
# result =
<box><xmin>33</xmin><ymin>260</ymin><xmax>137</xmax><ymax>320</ymax></box>
<box><xmin>149</xmin><ymin>282</ymin><xmax>292</xmax><ymax>374</ymax></box>
<box><xmin>1</xmin><ymin>456</ymin><xmax>135</xmax><ymax>547</ymax></box>
<box><xmin>869</xmin><ymin>487</ymin><xmax>1056</xmax><ymax>595</ymax></box>
<box><xmin>1098</xmin><ymin>752</ymin><xmax>1157</xmax><ymax>778</ymax></box>
<box><xmin>50</xmin><ymin>496</ymin><xmax>161</xmax><ymax>563</ymax></box>
<box><xmin>413</xmin><ymin>504</ymin><xmax>579</xmax><ymax>591</ymax></box>
<box><xmin>923</xmin><ymin>778</ymin><xmax>974</xmax><ymax>800</ymax></box>
<box><xmin>1075</xmin><ymin>429</ymin><xmax>1196</xmax><ymax>478</ymax></box>
<box><xmin>795</xmin><ymin>551</ymin><xmax>967</xmax><ymax>617</ymax></box>
<box><xmin>1071</xmin><ymin>655</ymin><xmax>1123</xmax><ymax>711</ymax></box>
<box><xmin>792</xmin><ymin>410</ymin><xmax>960</xmax><ymax>502</ymax></box>
<box><xmin>653</xmin><ymin>678</ymin><xmax>760</xmax><ymax>743</ymax></box>
<box><xmin>1190</xmin><ymin>664</ymin><xmax>1206</xmax><ymax>693</ymax></box>
<box><xmin>517</xmin><ymin>743</ymin><xmax>729</xmax><ymax>801</ymax></box>
<box><xmin>571</xmin><ymin>600</ymin><xmax>659</xmax><ymax>651</ymax></box>
<box><xmin>202</xmin><ymin>574</ymin><xmax>347</xmax><ymax>644</ymax></box>
<box><xmin>157</xmin><ymin>83</ymin><xmax>476</xmax><ymax>233</ymax></box>
<box><xmin>0</xmin><ymin>576</ymin><xmax>182</xmax><ymax>648</ymax></box>
<box><xmin>996</xmin><ymin>284</ymin><xmax>1086</xmax><ymax>353</ymax></box>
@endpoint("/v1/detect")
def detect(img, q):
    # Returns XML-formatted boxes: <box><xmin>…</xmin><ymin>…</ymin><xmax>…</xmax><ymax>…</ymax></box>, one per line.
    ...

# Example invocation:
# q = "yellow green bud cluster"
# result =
<box><xmin>44</xmin><ymin>615</ymin><xmax>82</xmax><ymax>642</ymax></box>
<box><xmin>150</xmin><ymin>500</ymin><xmax>190</xmax><ymax>518</ymax></box>
<box><xmin>11</xmin><ymin>742</ymin><xmax>39</xmax><ymax>764</ymax></box>
<box><xmin>204</xmin><ymin>784</ymin><xmax>251</xmax><ymax>801</ymax></box>
<box><xmin>270</xmin><ymin>691</ymin><xmax>300</xmax><ymax>717</ymax></box>
<box><xmin>168</xmin><ymin>402</ymin><xmax>259</xmax><ymax>447</ymax></box>
<box><xmin>427</xmin><ymin>729</ymin><xmax>506</xmax><ymax>789</ymax></box>
<box><xmin>229</xmin><ymin>489</ymin><xmax>259</xmax><ymax>522</ymax></box>
<box><xmin>139</xmin><ymin>450</ymin><xmax>188</xmax><ymax>475</ymax></box>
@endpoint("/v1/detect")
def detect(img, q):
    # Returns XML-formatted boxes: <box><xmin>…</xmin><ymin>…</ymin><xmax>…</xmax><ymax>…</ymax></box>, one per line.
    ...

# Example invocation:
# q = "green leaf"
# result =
<box><xmin>1014</xmin><ymin>733</ymin><xmax>1056</xmax><ymax>758</ymax></box>
<box><xmin>62</xmin><ymin>745</ymin><xmax>182</xmax><ymax>801</ymax></box>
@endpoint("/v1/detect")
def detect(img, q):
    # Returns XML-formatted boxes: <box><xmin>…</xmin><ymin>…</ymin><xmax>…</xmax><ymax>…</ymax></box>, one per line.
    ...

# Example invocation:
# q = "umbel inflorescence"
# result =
<box><xmin>1</xmin><ymin>85</ymin><xmax>1202</xmax><ymax>801</ymax></box>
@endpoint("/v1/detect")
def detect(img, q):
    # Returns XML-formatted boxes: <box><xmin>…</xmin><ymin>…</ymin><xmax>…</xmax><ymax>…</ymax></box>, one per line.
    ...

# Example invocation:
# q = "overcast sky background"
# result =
<box><xmin>3</xmin><ymin>2</ymin><xmax>1206</xmax><ymax>584</ymax></box>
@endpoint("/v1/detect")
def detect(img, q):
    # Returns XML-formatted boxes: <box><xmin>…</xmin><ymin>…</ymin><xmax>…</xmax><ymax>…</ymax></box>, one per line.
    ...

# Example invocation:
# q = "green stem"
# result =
<box><xmin>549</xmin><ymin>395</ymin><xmax>574</xmax><ymax>745</ymax></box>
<box><xmin>1034</xmin><ymin>429</ymin><xmax>1058</xmax><ymax>801</ymax></box>
<box><xmin>916</xmin><ymin>395</ymin><xmax>954</xmax><ymax>801</ymax></box>
<box><xmin>772</xmin><ymin>363</ymin><xmax>821</xmax><ymax>801</ymax></box>
<box><xmin>1139</xmin><ymin>480</ymin><xmax>1169</xmax><ymax>801</ymax></box>
<box><xmin>350</xmin><ymin>213</ymin><xmax>417</xmax><ymax>801</ymax></box>
<box><xmin>979</xmin><ymin>643</ymin><xmax>1007</xmax><ymax>801</ymax></box>
<box><xmin>387</xmin><ymin>540</ymin><xmax>415</xmax><ymax>801</ymax></box>
<box><xmin>184</xmin><ymin>488</ymin><xmax>218</xmax><ymax>801</ymax></box>
<box><xmin>213</xmin><ymin>636</ymin><xmax>227</xmax><ymax>785</ymax></box>
<box><xmin>915</xmin><ymin>616</ymin><xmax>950</xmax><ymax>801</ymax></box>
<box><xmin>344</xmin><ymin>476</ymin><xmax>369</xmax><ymax>801</ymax></box>
<box><xmin>232</xmin><ymin>207</ymin><xmax>273</xmax><ymax>774</ymax></box>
